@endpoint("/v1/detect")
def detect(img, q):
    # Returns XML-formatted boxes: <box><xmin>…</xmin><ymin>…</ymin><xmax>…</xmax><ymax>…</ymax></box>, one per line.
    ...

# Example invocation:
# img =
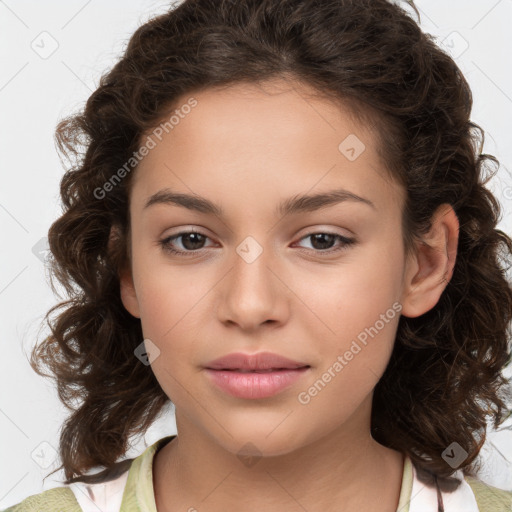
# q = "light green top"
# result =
<box><xmin>2</xmin><ymin>435</ymin><xmax>511</xmax><ymax>511</ymax></box>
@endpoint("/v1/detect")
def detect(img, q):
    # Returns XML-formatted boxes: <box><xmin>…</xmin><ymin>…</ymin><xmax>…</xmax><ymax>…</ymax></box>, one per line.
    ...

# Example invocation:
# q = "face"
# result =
<box><xmin>120</xmin><ymin>79</ymin><xmax>413</xmax><ymax>457</ymax></box>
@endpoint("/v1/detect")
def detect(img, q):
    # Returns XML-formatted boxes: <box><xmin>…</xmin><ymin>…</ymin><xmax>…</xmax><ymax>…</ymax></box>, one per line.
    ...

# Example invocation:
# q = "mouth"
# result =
<box><xmin>203</xmin><ymin>351</ymin><xmax>311</xmax><ymax>399</ymax></box>
<box><xmin>204</xmin><ymin>360</ymin><xmax>310</xmax><ymax>399</ymax></box>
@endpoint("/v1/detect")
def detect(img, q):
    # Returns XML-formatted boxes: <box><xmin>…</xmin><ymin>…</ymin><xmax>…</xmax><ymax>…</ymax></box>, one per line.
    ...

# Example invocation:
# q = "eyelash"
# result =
<box><xmin>159</xmin><ymin>230</ymin><xmax>356</xmax><ymax>256</ymax></box>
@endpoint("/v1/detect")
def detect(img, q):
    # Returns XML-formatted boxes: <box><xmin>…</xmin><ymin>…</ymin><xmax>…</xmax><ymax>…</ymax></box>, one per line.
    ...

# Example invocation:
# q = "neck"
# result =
<box><xmin>153</xmin><ymin>410</ymin><xmax>404</xmax><ymax>512</ymax></box>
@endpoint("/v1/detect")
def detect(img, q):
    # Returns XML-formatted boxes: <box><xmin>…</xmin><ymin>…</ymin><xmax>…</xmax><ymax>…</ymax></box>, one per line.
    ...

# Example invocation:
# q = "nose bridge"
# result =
<box><xmin>217</xmin><ymin>233</ymin><xmax>284</xmax><ymax>327</ymax></box>
<box><xmin>231</xmin><ymin>234</ymin><xmax>275</xmax><ymax>295</ymax></box>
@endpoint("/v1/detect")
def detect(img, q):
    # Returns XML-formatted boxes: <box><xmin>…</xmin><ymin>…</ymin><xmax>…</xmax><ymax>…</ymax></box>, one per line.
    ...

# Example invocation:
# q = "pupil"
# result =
<box><xmin>183</xmin><ymin>233</ymin><xmax>204</xmax><ymax>250</ymax></box>
<box><xmin>311</xmin><ymin>233</ymin><xmax>334</xmax><ymax>250</ymax></box>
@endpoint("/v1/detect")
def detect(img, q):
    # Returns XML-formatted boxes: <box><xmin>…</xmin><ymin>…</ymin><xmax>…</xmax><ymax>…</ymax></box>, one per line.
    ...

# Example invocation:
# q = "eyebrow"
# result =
<box><xmin>143</xmin><ymin>187</ymin><xmax>376</xmax><ymax>217</ymax></box>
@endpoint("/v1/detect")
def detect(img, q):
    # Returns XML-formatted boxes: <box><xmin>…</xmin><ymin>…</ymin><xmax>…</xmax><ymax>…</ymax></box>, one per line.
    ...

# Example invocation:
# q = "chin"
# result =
<box><xmin>205</xmin><ymin>419</ymin><xmax>312</xmax><ymax>459</ymax></box>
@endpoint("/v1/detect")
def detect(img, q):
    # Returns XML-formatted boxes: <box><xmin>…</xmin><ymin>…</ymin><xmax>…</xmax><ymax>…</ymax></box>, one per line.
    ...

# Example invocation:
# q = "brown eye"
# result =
<box><xmin>160</xmin><ymin>230</ymin><xmax>212</xmax><ymax>255</ymax></box>
<box><xmin>295</xmin><ymin>232</ymin><xmax>356</xmax><ymax>254</ymax></box>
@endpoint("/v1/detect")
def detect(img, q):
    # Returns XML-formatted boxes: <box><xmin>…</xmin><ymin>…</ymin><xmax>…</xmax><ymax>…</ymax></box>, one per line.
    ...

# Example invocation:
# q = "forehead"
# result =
<box><xmin>130</xmin><ymin>79</ymin><xmax>404</xmax><ymax>218</ymax></box>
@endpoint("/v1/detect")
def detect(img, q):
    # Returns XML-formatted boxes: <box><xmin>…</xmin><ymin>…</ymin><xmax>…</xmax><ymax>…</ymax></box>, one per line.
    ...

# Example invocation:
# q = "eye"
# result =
<box><xmin>159</xmin><ymin>230</ymin><xmax>214</xmax><ymax>256</ymax></box>
<box><xmin>294</xmin><ymin>232</ymin><xmax>356</xmax><ymax>254</ymax></box>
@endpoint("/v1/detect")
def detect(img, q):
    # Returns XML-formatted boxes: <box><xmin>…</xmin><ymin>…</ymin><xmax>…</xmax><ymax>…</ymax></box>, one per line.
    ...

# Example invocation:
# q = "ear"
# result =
<box><xmin>109</xmin><ymin>224</ymin><xmax>141</xmax><ymax>319</ymax></box>
<box><xmin>401</xmin><ymin>203</ymin><xmax>459</xmax><ymax>318</ymax></box>
<box><xmin>120</xmin><ymin>265</ymin><xmax>141</xmax><ymax>319</ymax></box>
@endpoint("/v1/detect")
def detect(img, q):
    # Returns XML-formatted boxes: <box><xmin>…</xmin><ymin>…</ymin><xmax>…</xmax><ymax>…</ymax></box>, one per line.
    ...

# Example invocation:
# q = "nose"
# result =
<box><xmin>215</xmin><ymin>238</ymin><xmax>289</xmax><ymax>331</ymax></box>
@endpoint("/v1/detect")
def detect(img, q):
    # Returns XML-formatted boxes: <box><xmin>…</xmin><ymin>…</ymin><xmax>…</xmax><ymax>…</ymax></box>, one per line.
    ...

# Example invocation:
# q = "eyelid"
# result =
<box><xmin>295</xmin><ymin>223</ymin><xmax>356</xmax><ymax>238</ymax></box>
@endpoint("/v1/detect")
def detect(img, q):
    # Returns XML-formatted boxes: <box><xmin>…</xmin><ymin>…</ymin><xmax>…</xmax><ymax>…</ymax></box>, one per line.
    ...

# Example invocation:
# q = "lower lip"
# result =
<box><xmin>204</xmin><ymin>367</ymin><xmax>310</xmax><ymax>399</ymax></box>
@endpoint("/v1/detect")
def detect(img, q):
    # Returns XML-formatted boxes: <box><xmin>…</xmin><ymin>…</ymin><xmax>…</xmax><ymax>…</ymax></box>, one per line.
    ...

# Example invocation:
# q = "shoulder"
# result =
<box><xmin>1</xmin><ymin>486</ymin><xmax>81</xmax><ymax>512</ymax></box>
<box><xmin>464</xmin><ymin>476</ymin><xmax>512</xmax><ymax>511</ymax></box>
<box><xmin>2</xmin><ymin>435</ymin><xmax>176</xmax><ymax>512</ymax></box>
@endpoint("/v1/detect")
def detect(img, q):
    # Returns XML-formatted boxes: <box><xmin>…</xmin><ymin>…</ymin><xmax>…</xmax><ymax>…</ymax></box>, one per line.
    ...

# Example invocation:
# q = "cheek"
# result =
<box><xmin>132</xmin><ymin>262</ymin><xmax>215</xmax><ymax>392</ymax></box>
<box><xmin>134</xmin><ymin>275</ymin><xmax>201</xmax><ymax>404</ymax></box>
<box><xmin>290</xmin><ymin>246</ymin><xmax>403</xmax><ymax>388</ymax></box>
<box><xmin>294</xmin><ymin>244</ymin><xmax>404</xmax><ymax>336</ymax></box>
<box><xmin>295</xmin><ymin>274</ymin><xmax>401</xmax><ymax>422</ymax></box>
<box><xmin>133</xmin><ymin>257</ymin><xmax>206</xmax><ymax>338</ymax></box>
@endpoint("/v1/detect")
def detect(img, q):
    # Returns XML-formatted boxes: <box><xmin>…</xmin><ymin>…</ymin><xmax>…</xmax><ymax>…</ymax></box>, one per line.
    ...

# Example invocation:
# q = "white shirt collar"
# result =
<box><xmin>407</xmin><ymin>458</ymin><xmax>479</xmax><ymax>512</ymax></box>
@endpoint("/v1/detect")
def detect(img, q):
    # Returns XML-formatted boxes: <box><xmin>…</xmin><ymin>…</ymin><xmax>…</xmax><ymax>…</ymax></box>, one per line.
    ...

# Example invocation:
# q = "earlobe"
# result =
<box><xmin>401</xmin><ymin>204</ymin><xmax>459</xmax><ymax>318</ymax></box>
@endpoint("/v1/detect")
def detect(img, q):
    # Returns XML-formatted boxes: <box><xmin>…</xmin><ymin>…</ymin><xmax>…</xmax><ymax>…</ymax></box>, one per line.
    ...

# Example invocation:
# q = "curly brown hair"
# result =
<box><xmin>30</xmin><ymin>0</ymin><xmax>512</xmax><ymax>485</ymax></box>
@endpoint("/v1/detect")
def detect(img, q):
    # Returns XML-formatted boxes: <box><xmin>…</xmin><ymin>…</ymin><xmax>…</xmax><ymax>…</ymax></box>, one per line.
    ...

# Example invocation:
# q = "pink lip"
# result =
<box><xmin>204</xmin><ymin>352</ymin><xmax>310</xmax><ymax>399</ymax></box>
<box><xmin>204</xmin><ymin>368</ymin><xmax>310</xmax><ymax>399</ymax></box>
<box><xmin>205</xmin><ymin>351</ymin><xmax>308</xmax><ymax>371</ymax></box>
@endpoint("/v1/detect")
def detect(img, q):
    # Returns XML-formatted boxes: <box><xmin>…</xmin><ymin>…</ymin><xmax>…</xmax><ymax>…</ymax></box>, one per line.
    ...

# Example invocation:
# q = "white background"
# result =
<box><xmin>1</xmin><ymin>0</ymin><xmax>512</xmax><ymax>508</ymax></box>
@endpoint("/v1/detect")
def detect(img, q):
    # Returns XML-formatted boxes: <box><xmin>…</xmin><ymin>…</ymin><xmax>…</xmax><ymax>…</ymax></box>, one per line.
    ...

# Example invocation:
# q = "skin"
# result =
<box><xmin>119</xmin><ymin>78</ymin><xmax>459</xmax><ymax>512</ymax></box>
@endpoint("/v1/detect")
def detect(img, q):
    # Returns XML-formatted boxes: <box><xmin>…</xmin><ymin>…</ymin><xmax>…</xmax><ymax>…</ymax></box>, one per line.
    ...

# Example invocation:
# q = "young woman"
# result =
<box><xmin>4</xmin><ymin>0</ymin><xmax>512</xmax><ymax>511</ymax></box>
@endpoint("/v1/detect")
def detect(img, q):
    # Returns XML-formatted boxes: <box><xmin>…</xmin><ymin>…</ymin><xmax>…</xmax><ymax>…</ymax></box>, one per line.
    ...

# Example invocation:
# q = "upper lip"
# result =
<box><xmin>205</xmin><ymin>351</ymin><xmax>310</xmax><ymax>371</ymax></box>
